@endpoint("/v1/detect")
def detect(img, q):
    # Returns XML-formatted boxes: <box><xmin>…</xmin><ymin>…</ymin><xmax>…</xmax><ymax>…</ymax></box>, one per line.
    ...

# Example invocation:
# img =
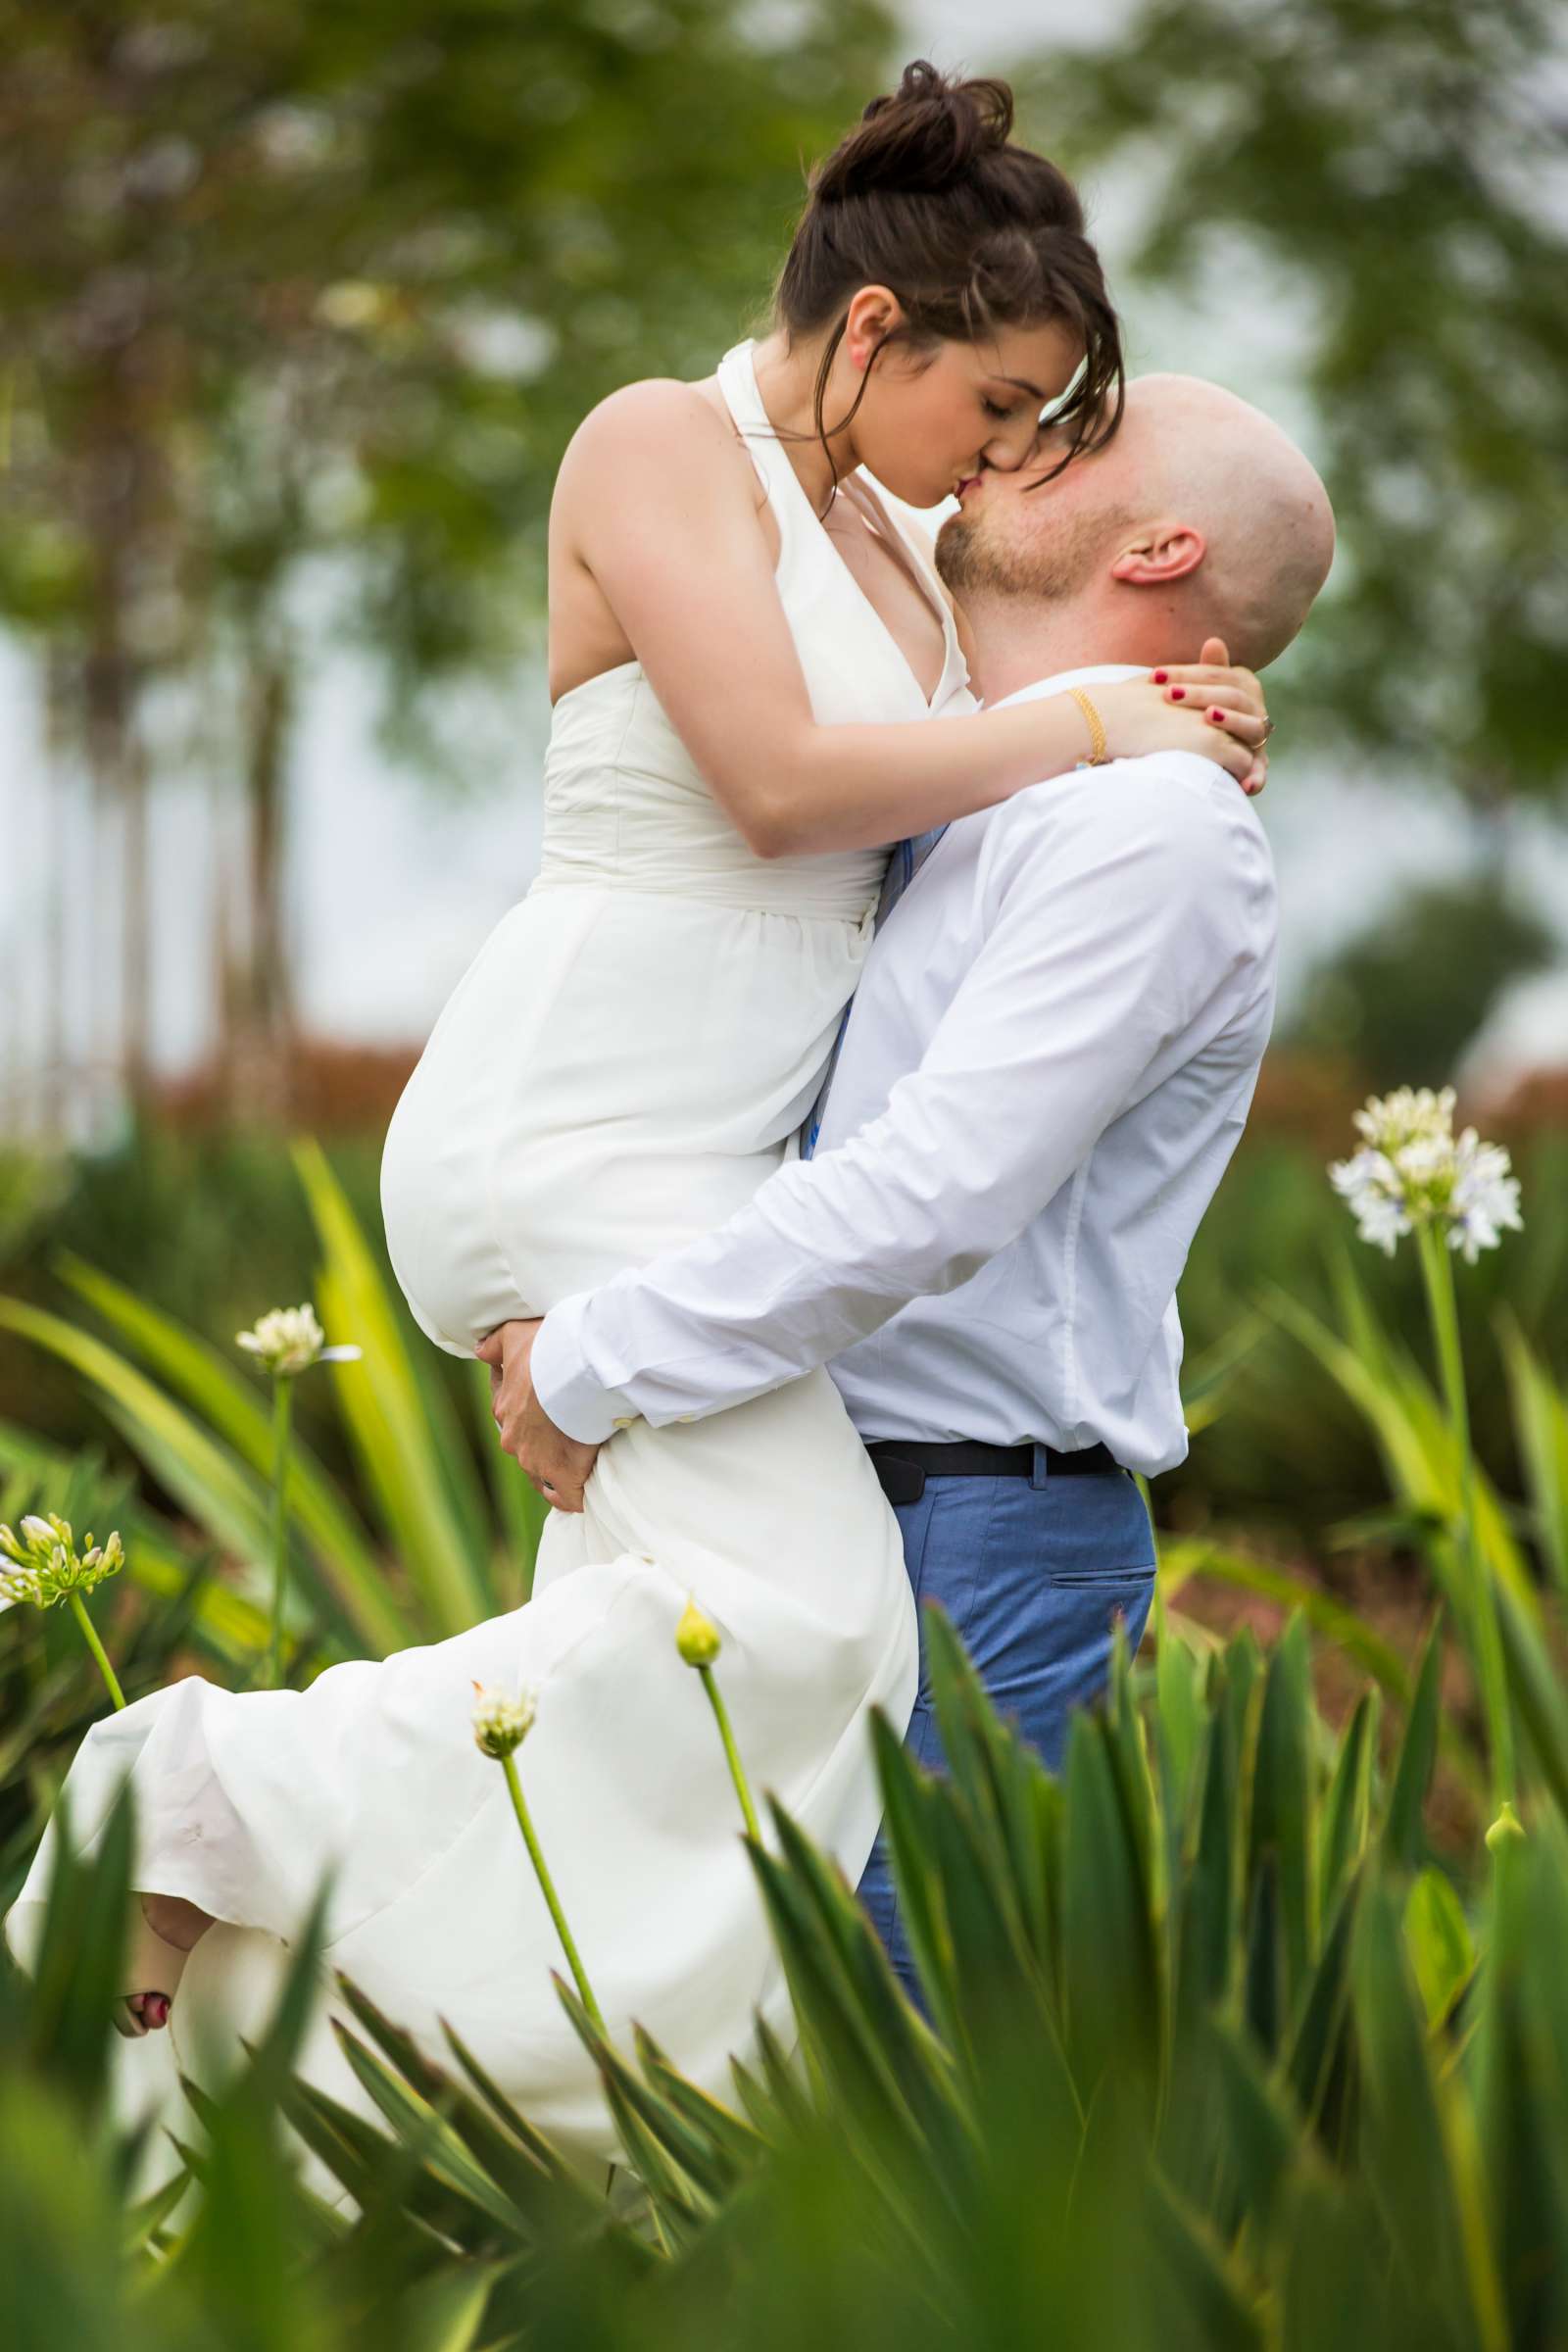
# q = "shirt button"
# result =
<box><xmin>612</xmin><ymin>1416</ymin><xmax>635</xmax><ymax>1430</ymax></box>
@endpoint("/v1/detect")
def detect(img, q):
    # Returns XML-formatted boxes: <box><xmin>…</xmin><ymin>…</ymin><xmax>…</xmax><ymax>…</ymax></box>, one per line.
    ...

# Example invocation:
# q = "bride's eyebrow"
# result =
<box><xmin>994</xmin><ymin>374</ymin><xmax>1048</xmax><ymax>401</ymax></box>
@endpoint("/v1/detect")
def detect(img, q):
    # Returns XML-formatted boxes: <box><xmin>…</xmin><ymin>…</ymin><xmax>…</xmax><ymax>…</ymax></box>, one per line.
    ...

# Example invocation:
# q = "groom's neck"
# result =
<box><xmin>965</xmin><ymin>592</ymin><xmax>1191</xmax><ymax>707</ymax></box>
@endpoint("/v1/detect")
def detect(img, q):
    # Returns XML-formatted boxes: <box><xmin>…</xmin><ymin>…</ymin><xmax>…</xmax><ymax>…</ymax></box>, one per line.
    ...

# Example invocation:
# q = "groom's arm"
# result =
<box><xmin>532</xmin><ymin>759</ymin><xmax>1276</xmax><ymax>1442</ymax></box>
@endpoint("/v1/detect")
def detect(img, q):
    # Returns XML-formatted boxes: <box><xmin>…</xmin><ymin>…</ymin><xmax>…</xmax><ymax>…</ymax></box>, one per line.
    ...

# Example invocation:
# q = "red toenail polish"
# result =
<box><xmin>1152</xmin><ymin>669</ymin><xmax>1168</xmax><ymax>684</ymax></box>
<box><xmin>1169</xmin><ymin>686</ymin><xmax>1185</xmax><ymax>701</ymax></box>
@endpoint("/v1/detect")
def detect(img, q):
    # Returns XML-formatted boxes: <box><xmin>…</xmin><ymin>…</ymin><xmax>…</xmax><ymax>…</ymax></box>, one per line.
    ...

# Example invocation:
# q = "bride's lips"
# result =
<box><xmin>956</xmin><ymin>473</ymin><xmax>984</xmax><ymax>500</ymax></box>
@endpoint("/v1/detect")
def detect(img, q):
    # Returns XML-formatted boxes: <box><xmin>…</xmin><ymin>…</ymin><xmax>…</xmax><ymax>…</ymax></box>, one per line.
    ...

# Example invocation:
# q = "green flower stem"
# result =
<box><xmin>1416</xmin><ymin>1222</ymin><xmax>1514</xmax><ymax>1810</ymax></box>
<box><xmin>68</xmin><ymin>1590</ymin><xmax>125</xmax><ymax>1712</ymax></box>
<box><xmin>266</xmin><ymin>1374</ymin><xmax>294</xmax><ymax>1690</ymax></box>
<box><xmin>499</xmin><ymin>1749</ymin><xmax>607</xmax><ymax>2036</ymax></box>
<box><xmin>700</xmin><ymin>1663</ymin><xmax>760</xmax><ymax>1841</ymax></box>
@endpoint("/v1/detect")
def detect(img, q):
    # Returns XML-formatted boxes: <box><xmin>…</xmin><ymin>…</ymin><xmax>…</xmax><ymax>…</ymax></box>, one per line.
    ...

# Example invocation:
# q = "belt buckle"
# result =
<box><xmin>873</xmin><ymin>1452</ymin><xmax>926</xmax><ymax>1506</ymax></box>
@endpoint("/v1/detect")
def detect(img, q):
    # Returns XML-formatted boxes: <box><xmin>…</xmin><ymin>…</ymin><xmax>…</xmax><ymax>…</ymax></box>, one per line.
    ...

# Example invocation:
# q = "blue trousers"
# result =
<box><xmin>855</xmin><ymin>1447</ymin><xmax>1157</xmax><ymax>2002</ymax></box>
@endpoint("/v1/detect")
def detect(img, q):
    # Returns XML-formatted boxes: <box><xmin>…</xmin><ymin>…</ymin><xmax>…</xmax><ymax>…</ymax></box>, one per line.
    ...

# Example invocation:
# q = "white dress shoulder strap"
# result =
<box><xmin>714</xmin><ymin>340</ymin><xmax>817</xmax><ymax>534</ymax></box>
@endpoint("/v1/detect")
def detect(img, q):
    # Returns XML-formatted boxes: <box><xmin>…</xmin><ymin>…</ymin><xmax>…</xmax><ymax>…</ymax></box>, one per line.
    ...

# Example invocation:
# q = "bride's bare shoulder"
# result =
<box><xmin>556</xmin><ymin>375</ymin><xmax>762</xmax><ymax>511</ymax></box>
<box><xmin>552</xmin><ymin>373</ymin><xmax>770</xmax><ymax>566</ymax></box>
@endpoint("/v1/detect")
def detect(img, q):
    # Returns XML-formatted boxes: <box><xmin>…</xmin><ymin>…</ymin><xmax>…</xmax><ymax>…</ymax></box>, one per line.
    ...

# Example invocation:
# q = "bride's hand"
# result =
<box><xmin>1092</xmin><ymin>637</ymin><xmax>1272</xmax><ymax>796</ymax></box>
<box><xmin>475</xmin><ymin>1320</ymin><xmax>600</xmax><ymax>1512</ymax></box>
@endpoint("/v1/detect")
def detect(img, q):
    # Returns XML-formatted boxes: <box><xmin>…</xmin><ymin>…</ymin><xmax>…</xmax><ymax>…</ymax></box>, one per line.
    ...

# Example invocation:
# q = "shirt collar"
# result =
<box><xmin>985</xmin><ymin>662</ymin><xmax>1146</xmax><ymax>711</ymax></box>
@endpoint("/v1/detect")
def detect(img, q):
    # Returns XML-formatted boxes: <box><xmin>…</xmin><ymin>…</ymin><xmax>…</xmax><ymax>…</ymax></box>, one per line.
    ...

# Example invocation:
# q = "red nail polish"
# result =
<box><xmin>1152</xmin><ymin>669</ymin><xmax>1168</xmax><ymax>684</ymax></box>
<box><xmin>1169</xmin><ymin>686</ymin><xmax>1185</xmax><ymax>701</ymax></box>
<box><xmin>1208</xmin><ymin>708</ymin><xmax>1225</xmax><ymax>722</ymax></box>
<box><xmin>148</xmin><ymin>1994</ymin><xmax>170</xmax><ymax>2026</ymax></box>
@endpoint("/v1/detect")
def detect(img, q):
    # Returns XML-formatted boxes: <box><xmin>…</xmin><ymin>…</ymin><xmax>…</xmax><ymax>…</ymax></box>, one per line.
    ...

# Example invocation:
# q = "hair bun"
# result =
<box><xmin>813</xmin><ymin>59</ymin><xmax>1014</xmax><ymax>203</ymax></box>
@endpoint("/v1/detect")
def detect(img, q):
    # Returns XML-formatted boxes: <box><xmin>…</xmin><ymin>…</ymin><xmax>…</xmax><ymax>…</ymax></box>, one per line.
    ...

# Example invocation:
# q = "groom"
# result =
<box><xmin>480</xmin><ymin>371</ymin><xmax>1334</xmax><ymax>1993</ymax></box>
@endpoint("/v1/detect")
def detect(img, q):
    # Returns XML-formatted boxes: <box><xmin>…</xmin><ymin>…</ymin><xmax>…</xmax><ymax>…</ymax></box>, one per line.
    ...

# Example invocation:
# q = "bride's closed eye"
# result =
<box><xmin>982</xmin><ymin>397</ymin><xmax>1017</xmax><ymax>420</ymax></box>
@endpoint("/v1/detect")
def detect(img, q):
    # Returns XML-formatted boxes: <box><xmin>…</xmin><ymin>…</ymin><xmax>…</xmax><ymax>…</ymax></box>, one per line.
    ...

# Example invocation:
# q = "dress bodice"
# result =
<box><xmin>531</xmin><ymin>338</ymin><xmax>974</xmax><ymax>923</ymax></box>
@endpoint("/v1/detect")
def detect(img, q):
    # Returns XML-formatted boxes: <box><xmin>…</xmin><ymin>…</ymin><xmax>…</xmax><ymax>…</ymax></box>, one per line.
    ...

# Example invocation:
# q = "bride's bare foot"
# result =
<box><xmin>118</xmin><ymin>1891</ymin><xmax>215</xmax><ymax>2036</ymax></box>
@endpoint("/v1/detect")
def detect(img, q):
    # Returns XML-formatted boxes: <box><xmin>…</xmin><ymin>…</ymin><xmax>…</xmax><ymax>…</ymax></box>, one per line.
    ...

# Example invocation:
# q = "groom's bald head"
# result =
<box><xmin>936</xmin><ymin>372</ymin><xmax>1335</xmax><ymax>672</ymax></box>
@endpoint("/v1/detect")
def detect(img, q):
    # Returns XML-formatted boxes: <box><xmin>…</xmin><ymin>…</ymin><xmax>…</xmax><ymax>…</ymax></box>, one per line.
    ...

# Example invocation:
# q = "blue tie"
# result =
<box><xmin>801</xmin><ymin>823</ymin><xmax>949</xmax><ymax>1160</ymax></box>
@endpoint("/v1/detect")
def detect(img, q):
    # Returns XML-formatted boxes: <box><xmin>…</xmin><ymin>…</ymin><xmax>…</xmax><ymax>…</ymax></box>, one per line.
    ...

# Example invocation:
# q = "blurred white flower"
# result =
<box><xmin>471</xmin><ymin>1678</ymin><xmax>538</xmax><ymax>1759</ymax></box>
<box><xmin>1330</xmin><ymin>1090</ymin><xmax>1522</xmax><ymax>1260</ymax></box>
<box><xmin>1350</xmin><ymin>1086</ymin><xmax>1456</xmax><ymax>1153</ymax></box>
<box><xmin>1330</xmin><ymin>1149</ymin><xmax>1411</xmax><ymax>1255</ymax></box>
<box><xmin>236</xmin><ymin>1303</ymin><xmax>362</xmax><ymax>1378</ymax></box>
<box><xmin>1447</xmin><ymin>1130</ymin><xmax>1523</xmax><ymax>1264</ymax></box>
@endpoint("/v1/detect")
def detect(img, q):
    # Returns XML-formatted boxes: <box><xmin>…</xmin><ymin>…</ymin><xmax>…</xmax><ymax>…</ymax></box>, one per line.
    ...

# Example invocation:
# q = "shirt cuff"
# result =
<box><xmin>529</xmin><ymin>1294</ymin><xmax>639</xmax><ymax>1446</ymax></box>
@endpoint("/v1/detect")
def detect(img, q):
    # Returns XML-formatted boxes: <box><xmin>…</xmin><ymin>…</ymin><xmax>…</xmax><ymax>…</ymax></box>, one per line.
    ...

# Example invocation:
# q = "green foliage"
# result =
<box><xmin>0</xmin><ymin>1127</ymin><xmax>389</xmax><ymax>1464</ymax></box>
<box><xmin>1164</xmin><ymin>1245</ymin><xmax>1568</xmax><ymax>1831</ymax></box>
<box><xmin>1170</xmin><ymin>1131</ymin><xmax>1568</xmax><ymax>1538</ymax></box>
<box><xmin>11</xmin><ymin>1120</ymin><xmax>1568</xmax><ymax>1552</ymax></box>
<box><xmin>0</xmin><ymin>0</ymin><xmax>898</xmax><ymax>720</ymax></box>
<box><xmin>0</xmin><ymin>1142</ymin><xmax>541</xmax><ymax>1664</ymax></box>
<box><xmin>8</xmin><ymin>1603</ymin><xmax>1568</xmax><ymax>2347</ymax></box>
<box><xmin>0</xmin><ymin>1427</ymin><xmax>256</xmax><ymax>1909</ymax></box>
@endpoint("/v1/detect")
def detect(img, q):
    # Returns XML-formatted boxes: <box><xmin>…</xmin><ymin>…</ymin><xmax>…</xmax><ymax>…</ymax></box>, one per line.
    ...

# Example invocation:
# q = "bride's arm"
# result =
<box><xmin>561</xmin><ymin>383</ymin><xmax>1267</xmax><ymax>858</ymax></box>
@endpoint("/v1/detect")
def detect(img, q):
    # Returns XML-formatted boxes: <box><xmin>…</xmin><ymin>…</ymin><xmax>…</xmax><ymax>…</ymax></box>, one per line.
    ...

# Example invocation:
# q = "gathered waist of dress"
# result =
<box><xmin>528</xmin><ymin>847</ymin><xmax>882</xmax><ymax>929</ymax></box>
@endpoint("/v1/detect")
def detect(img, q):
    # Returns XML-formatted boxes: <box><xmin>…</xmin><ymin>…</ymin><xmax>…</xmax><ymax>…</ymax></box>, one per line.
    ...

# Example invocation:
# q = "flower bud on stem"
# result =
<box><xmin>675</xmin><ymin>1596</ymin><xmax>760</xmax><ymax>1839</ymax></box>
<box><xmin>1</xmin><ymin>1517</ymin><xmax>127</xmax><ymax>1711</ymax></box>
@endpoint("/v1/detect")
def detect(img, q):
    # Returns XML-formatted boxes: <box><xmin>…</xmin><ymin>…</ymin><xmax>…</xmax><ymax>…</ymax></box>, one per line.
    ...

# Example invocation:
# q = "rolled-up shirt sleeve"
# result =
<box><xmin>532</xmin><ymin>760</ymin><xmax>1266</xmax><ymax>1442</ymax></box>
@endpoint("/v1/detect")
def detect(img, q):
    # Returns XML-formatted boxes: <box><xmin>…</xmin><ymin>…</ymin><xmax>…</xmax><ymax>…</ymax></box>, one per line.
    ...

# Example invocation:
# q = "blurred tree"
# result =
<box><xmin>0</xmin><ymin>0</ymin><xmax>896</xmax><ymax>1114</ymax></box>
<box><xmin>1017</xmin><ymin>0</ymin><xmax>1568</xmax><ymax>808</ymax></box>
<box><xmin>1288</xmin><ymin>873</ymin><xmax>1556</xmax><ymax>1087</ymax></box>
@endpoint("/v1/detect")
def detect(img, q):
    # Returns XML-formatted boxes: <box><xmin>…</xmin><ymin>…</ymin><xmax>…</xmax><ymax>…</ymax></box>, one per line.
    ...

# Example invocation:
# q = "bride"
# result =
<box><xmin>6</xmin><ymin>62</ymin><xmax>1267</xmax><ymax>2166</ymax></box>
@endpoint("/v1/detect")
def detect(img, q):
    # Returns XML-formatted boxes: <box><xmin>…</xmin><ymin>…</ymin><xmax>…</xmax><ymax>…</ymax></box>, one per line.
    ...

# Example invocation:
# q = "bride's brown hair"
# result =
<box><xmin>774</xmin><ymin>59</ymin><xmax>1123</xmax><ymax>484</ymax></box>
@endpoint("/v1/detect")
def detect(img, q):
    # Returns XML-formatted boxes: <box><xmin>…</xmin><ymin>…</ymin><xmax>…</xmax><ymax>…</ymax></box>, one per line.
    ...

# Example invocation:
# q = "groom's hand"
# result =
<box><xmin>474</xmin><ymin>1320</ymin><xmax>600</xmax><ymax>1514</ymax></box>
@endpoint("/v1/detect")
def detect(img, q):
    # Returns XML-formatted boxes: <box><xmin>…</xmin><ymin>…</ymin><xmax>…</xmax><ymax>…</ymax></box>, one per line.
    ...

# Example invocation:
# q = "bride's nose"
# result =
<box><xmin>982</xmin><ymin>416</ymin><xmax>1045</xmax><ymax>473</ymax></box>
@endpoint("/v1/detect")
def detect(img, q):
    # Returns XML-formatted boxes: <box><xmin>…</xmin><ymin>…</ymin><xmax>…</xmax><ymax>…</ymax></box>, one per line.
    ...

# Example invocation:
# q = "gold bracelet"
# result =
<box><xmin>1067</xmin><ymin>685</ymin><xmax>1109</xmax><ymax>767</ymax></box>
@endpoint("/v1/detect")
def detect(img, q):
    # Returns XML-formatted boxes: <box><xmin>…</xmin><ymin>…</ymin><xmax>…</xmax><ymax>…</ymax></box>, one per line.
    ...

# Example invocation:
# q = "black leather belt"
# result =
<box><xmin>865</xmin><ymin>1438</ymin><xmax>1122</xmax><ymax>1505</ymax></box>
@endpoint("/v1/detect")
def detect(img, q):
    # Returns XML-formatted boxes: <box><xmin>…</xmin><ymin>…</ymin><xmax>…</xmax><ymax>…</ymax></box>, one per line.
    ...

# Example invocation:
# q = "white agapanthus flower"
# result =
<box><xmin>1330</xmin><ymin>1089</ymin><xmax>1522</xmax><ymax>1261</ymax></box>
<box><xmin>1447</xmin><ymin>1129</ymin><xmax>1525</xmax><ymax>1263</ymax></box>
<box><xmin>235</xmin><ymin>1303</ymin><xmax>362</xmax><ymax>1378</ymax></box>
<box><xmin>471</xmin><ymin>1678</ymin><xmax>539</xmax><ymax>1759</ymax></box>
<box><xmin>0</xmin><ymin>1513</ymin><xmax>125</xmax><ymax>1610</ymax></box>
<box><xmin>1350</xmin><ymin>1086</ymin><xmax>1456</xmax><ymax>1154</ymax></box>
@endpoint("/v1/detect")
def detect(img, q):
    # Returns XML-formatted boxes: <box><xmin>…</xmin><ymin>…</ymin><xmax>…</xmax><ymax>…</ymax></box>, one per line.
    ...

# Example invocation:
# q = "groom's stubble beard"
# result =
<box><xmin>935</xmin><ymin>497</ymin><xmax>1133</xmax><ymax>607</ymax></box>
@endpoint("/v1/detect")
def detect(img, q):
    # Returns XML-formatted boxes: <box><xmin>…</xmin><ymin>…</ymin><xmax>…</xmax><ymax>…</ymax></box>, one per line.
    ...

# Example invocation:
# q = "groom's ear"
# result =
<box><xmin>1108</xmin><ymin>523</ymin><xmax>1205</xmax><ymax>587</ymax></box>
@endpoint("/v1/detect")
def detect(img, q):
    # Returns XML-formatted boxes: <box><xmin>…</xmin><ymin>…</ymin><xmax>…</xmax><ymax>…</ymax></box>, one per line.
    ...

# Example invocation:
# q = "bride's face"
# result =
<box><xmin>843</xmin><ymin>309</ymin><xmax>1087</xmax><ymax>512</ymax></box>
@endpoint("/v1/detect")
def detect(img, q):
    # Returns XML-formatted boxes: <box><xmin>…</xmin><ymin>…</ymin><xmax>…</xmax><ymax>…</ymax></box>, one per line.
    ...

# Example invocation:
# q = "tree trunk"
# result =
<box><xmin>222</xmin><ymin>634</ymin><xmax>296</xmax><ymax>1121</ymax></box>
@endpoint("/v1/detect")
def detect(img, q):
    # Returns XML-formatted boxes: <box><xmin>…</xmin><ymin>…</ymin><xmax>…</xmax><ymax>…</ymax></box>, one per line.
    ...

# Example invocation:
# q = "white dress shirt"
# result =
<box><xmin>531</xmin><ymin>663</ymin><xmax>1279</xmax><ymax>1478</ymax></box>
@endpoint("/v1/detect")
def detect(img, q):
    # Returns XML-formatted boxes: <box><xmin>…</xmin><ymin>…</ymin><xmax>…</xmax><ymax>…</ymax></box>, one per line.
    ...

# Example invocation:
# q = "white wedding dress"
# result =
<box><xmin>5</xmin><ymin>341</ymin><xmax>973</xmax><ymax>2174</ymax></box>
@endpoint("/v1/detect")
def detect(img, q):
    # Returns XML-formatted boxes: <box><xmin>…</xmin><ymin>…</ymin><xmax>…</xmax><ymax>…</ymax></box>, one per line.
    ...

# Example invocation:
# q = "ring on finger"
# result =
<box><xmin>1260</xmin><ymin>717</ymin><xmax>1276</xmax><ymax>741</ymax></box>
